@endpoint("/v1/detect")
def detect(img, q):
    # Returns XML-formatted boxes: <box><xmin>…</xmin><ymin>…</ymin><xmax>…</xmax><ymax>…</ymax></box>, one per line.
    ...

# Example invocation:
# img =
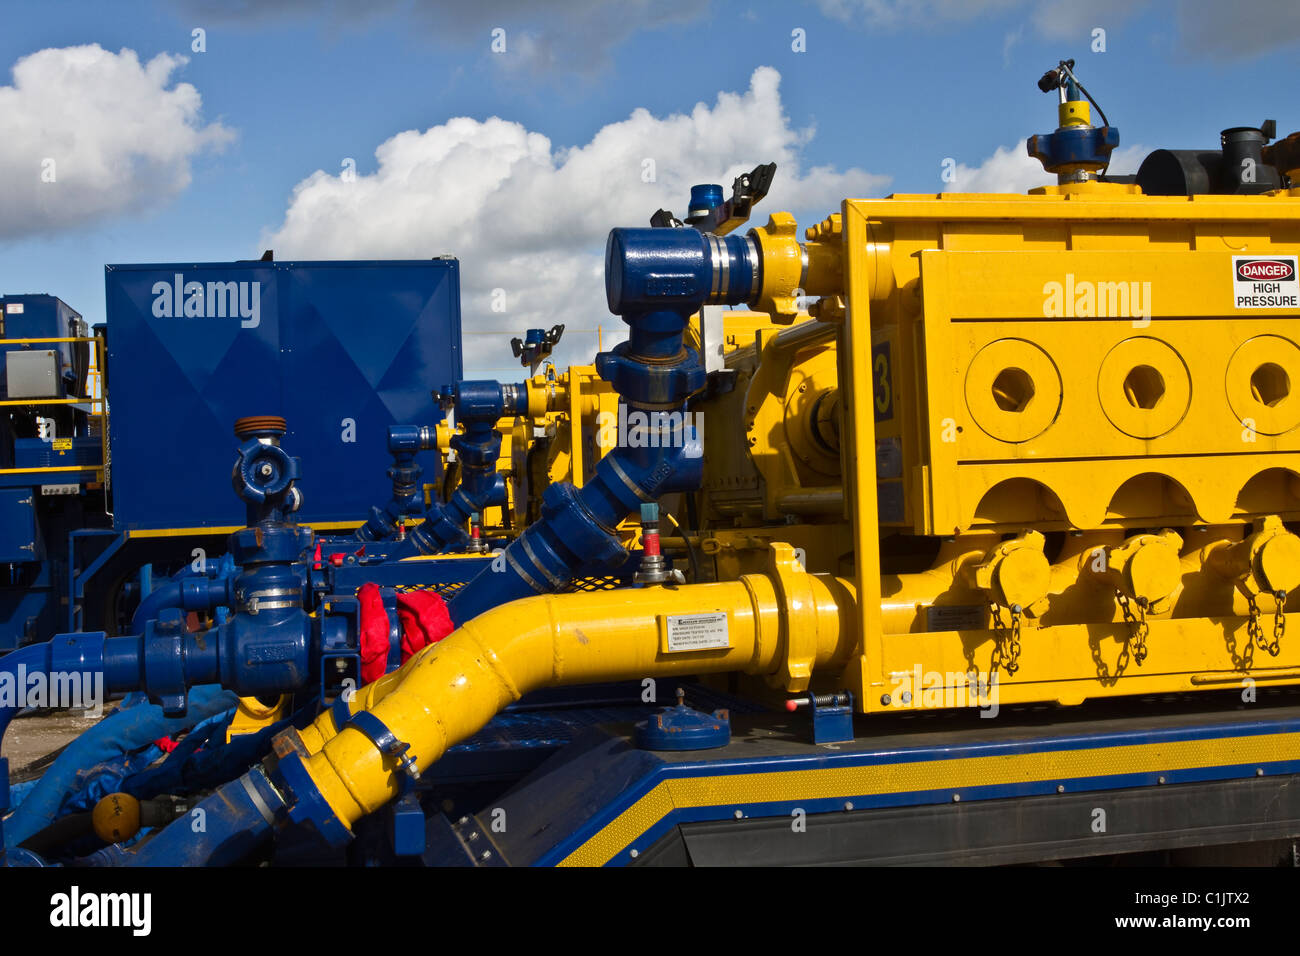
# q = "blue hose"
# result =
<box><xmin>3</xmin><ymin>684</ymin><xmax>238</xmax><ymax>849</ymax></box>
<box><xmin>0</xmin><ymin>644</ymin><xmax>57</xmax><ymax>847</ymax></box>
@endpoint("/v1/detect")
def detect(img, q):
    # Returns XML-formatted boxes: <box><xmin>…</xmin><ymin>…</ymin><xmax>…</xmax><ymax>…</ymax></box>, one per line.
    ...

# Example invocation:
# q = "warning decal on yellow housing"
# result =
<box><xmin>662</xmin><ymin>612</ymin><xmax>730</xmax><ymax>652</ymax></box>
<box><xmin>1232</xmin><ymin>255</ymin><xmax>1299</xmax><ymax>309</ymax></box>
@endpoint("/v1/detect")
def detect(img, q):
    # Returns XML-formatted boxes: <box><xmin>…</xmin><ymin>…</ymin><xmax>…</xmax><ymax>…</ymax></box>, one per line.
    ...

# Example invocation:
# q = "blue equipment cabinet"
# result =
<box><xmin>0</xmin><ymin>490</ymin><xmax>37</xmax><ymax>563</ymax></box>
<box><xmin>104</xmin><ymin>259</ymin><xmax>462</xmax><ymax>532</ymax></box>
<box><xmin>0</xmin><ymin>259</ymin><xmax>463</xmax><ymax>651</ymax></box>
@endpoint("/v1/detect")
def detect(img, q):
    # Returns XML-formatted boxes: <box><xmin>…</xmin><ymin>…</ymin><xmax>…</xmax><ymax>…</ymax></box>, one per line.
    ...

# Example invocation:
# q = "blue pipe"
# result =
<box><xmin>390</xmin><ymin>381</ymin><xmax>523</xmax><ymax>558</ymax></box>
<box><xmin>0</xmin><ymin>604</ymin><xmax>314</xmax><ymax>857</ymax></box>
<box><xmin>1</xmin><ymin>419</ymin><xmax>316</xmax><ymax>863</ymax></box>
<box><xmin>356</xmin><ymin>425</ymin><xmax>436</xmax><ymax>542</ymax></box>
<box><xmin>130</xmin><ymin>556</ymin><xmax>236</xmax><ymax>632</ymax></box>
<box><xmin>447</xmin><ymin>432</ymin><xmax>702</xmax><ymax>624</ymax></box>
<box><xmin>131</xmin><ymin>581</ymin><xmax>181</xmax><ymax>632</ymax></box>
<box><xmin>87</xmin><ymin>700</ymin><xmax>311</xmax><ymax>866</ymax></box>
<box><xmin>444</xmin><ymin>227</ymin><xmax>731</xmax><ymax>624</ymax></box>
<box><xmin>107</xmin><ymin>766</ymin><xmax>285</xmax><ymax>866</ymax></box>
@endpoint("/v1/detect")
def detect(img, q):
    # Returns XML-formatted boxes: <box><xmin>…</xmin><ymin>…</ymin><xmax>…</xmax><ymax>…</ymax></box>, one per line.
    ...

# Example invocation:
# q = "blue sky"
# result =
<box><xmin>1</xmin><ymin>0</ymin><xmax>1298</xmax><ymax>374</ymax></box>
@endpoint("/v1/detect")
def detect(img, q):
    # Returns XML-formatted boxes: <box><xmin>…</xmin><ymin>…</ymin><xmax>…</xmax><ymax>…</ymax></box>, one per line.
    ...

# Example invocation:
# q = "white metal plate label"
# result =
<box><xmin>663</xmin><ymin>612</ymin><xmax>730</xmax><ymax>652</ymax></box>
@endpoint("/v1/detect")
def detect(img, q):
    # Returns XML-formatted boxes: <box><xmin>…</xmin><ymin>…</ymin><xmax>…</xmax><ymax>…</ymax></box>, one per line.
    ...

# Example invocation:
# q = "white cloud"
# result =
<box><xmin>261</xmin><ymin>66</ymin><xmax>888</xmax><ymax>375</ymax></box>
<box><xmin>944</xmin><ymin>142</ymin><xmax>1147</xmax><ymax>194</ymax></box>
<box><xmin>0</xmin><ymin>44</ymin><xmax>232</xmax><ymax>240</ymax></box>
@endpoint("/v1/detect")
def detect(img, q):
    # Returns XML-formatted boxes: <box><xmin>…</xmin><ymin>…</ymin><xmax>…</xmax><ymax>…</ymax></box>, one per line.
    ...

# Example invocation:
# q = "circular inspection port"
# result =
<box><xmin>965</xmin><ymin>339</ymin><xmax>1062</xmax><ymax>444</ymax></box>
<box><xmin>992</xmin><ymin>367</ymin><xmax>1034</xmax><ymax>412</ymax></box>
<box><xmin>1226</xmin><ymin>336</ymin><xmax>1300</xmax><ymax>436</ymax></box>
<box><xmin>1251</xmin><ymin>362</ymin><xmax>1290</xmax><ymax>408</ymax></box>
<box><xmin>1098</xmin><ymin>338</ymin><xmax>1190</xmax><ymax>440</ymax></box>
<box><xmin>1123</xmin><ymin>365</ymin><xmax>1165</xmax><ymax>410</ymax></box>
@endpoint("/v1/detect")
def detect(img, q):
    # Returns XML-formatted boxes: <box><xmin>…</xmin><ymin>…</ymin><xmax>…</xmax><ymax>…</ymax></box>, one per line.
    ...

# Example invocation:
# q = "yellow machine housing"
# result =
<box><xmin>676</xmin><ymin>184</ymin><xmax>1300</xmax><ymax>714</ymax></box>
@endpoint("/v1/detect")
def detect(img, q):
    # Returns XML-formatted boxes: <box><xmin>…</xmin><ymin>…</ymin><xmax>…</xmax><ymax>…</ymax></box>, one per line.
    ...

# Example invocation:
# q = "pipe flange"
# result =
<box><xmin>764</xmin><ymin>542</ymin><xmax>818</xmax><ymax>693</ymax></box>
<box><xmin>234</xmin><ymin>416</ymin><xmax>287</xmax><ymax>441</ymax></box>
<box><xmin>596</xmin><ymin>343</ymin><xmax>706</xmax><ymax>405</ymax></box>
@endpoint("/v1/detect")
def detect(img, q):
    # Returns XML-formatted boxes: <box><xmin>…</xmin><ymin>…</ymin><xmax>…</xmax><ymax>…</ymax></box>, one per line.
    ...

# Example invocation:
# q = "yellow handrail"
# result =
<box><xmin>2</xmin><ymin>336</ymin><xmax>98</xmax><ymax>344</ymax></box>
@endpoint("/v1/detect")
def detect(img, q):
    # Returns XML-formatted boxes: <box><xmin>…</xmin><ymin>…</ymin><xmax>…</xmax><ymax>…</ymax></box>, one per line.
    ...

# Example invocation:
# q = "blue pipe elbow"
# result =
<box><xmin>130</xmin><ymin>559</ymin><xmax>237</xmax><ymax>632</ymax></box>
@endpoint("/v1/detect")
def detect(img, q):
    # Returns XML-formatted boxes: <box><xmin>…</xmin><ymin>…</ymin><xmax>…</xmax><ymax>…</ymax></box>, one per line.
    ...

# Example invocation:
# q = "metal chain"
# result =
<box><xmin>1275</xmin><ymin>590</ymin><xmax>1288</xmax><ymax>655</ymax></box>
<box><xmin>1247</xmin><ymin>594</ymin><xmax>1263</xmax><ymax>652</ymax></box>
<box><xmin>990</xmin><ymin>603</ymin><xmax>1023</xmax><ymax>676</ymax></box>
<box><xmin>1117</xmin><ymin>592</ymin><xmax>1150</xmax><ymax>666</ymax></box>
<box><xmin>1249</xmin><ymin>590</ymin><xmax>1287</xmax><ymax>657</ymax></box>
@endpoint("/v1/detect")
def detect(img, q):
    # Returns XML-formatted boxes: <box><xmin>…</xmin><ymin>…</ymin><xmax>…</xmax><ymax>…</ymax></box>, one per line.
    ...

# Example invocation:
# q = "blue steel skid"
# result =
<box><xmin>5</xmin><ymin>85</ymin><xmax>1300</xmax><ymax>867</ymax></box>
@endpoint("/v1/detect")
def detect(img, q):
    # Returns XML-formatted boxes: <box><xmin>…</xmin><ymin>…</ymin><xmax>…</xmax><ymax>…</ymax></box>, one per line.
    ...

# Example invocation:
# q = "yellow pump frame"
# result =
<box><xmin>829</xmin><ymin>189</ymin><xmax>1300</xmax><ymax>713</ymax></box>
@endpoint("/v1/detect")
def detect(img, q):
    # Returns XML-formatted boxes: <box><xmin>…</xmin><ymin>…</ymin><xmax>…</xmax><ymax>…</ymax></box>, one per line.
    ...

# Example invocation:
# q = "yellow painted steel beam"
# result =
<box><xmin>0</xmin><ymin>466</ymin><xmax>102</xmax><ymax>475</ymax></box>
<box><xmin>125</xmin><ymin>520</ymin><xmax>362</xmax><ymax>538</ymax></box>
<box><xmin>0</xmin><ymin>398</ymin><xmax>91</xmax><ymax>407</ymax></box>
<box><xmin>1</xmin><ymin>336</ymin><xmax>100</xmax><ymax>344</ymax></box>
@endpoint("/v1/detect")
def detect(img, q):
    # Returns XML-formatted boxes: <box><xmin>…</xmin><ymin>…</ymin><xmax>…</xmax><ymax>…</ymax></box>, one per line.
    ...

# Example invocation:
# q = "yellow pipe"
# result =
<box><xmin>1172</xmin><ymin>537</ymin><xmax>1249</xmax><ymax>618</ymax></box>
<box><xmin>880</xmin><ymin>535</ymin><xmax>998</xmax><ymax>633</ymax></box>
<box><xmin>285</xmin><ymin>559</ymin><xmax>857</xmax><ymax>831</ymax></box>
<box><xmin>1038</xmin><ymin>531</ymin><xmax>1127</xmax><ymax>626</ymax></box>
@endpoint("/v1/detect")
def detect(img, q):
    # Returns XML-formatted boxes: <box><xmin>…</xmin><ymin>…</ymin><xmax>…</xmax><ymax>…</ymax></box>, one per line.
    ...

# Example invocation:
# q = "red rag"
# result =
<box><xmin>154</xmin><ymin>736</ymin><xmax>179</xmax><ymax>754</ymax></box>
<box><xmin>394</xmin><ymin>589</ymin><xmax>453</xmax><ymax>661</ymax></box>
<box><xmin>357</xmin><ymin>582</ymin><xmax>391</xmax><ymax>685</ymax></box>
<box><xmin>356</xmin><ymin>585</ymin><xmax>454</xmax><ymax>684</ymax></box>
